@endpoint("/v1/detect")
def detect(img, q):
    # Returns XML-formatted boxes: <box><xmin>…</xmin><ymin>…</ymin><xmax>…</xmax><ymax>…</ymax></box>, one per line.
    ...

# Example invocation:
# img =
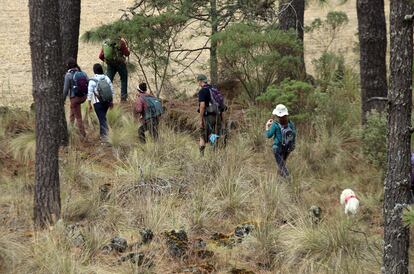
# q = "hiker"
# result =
<box><xmin>87</xmin><ymin>63</ymin><xmax>114</xmax><ymax>142</ymax></box>
<box><xmin>99</xmin><ymin>36</ymin><xmax>130</xmax><ymax>101</ymax></box>
<box><xmin>265</xmin><ymin>104</ymin><xmax>296</xmax><ymax>178</ymax></box>
<box><xmin>197</xmin><ymin>74</ymin><xmax>226</xmax><ymax>156</ymax></box>
<box><xmin>63</xmin><ymin>58</ymin><xmax>88</xmax><ymax>137</ymax></box>
<box><xmin>134</xmin><ymin>83</ymin><xmax>163</xmax><ymax>143</ymax></box>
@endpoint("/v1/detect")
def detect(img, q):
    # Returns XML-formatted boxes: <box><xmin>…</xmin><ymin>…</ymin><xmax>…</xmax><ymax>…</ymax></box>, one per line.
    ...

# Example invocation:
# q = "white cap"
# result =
<box><xmin>272</xmin><ymin>104</ymin><xmax>289</xmax><ymax>117</ymax></box>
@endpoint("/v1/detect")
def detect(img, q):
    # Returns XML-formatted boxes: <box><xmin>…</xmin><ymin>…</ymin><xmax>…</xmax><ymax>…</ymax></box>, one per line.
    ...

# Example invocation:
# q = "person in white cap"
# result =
<box><xmin>265</xmin><ymin>104</ymin><xmax>296</xmax><ymax>178</ymax></box>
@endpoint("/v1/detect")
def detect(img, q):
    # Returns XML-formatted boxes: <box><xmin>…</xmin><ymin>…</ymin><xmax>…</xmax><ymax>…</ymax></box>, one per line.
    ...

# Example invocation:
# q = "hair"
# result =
<box><xmin>278</xmin><ymin>116</ymin><xmax>289</xmax><ymax>126</ymax></box>
<box><xmin>138</xmin><ymin>83</ymin><xmax>147</xmax><ymax>93</ymax></box>
<box><xmin>93</xmin><ymin>63</ymin><xmax>104</xmax><ymax>74</ymax></box>
<box><xmin>66</xmin><ymin>58</ymin><xmax>81</xmax><ymax>71</ymax></box>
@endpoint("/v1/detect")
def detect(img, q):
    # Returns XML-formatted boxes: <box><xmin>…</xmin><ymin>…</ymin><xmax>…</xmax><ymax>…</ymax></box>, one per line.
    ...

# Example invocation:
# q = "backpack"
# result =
<box><xmin>206</xmin><ymin>85</ymin><xmax>226</xmax><ymax>115</ymax></box>
<box><xmin>70</xmin><ymin>70</ymin><xmax>88</xmax><ymax>97</ymax></box>
<box><xmin>278</xmin><ymin>122</ymin><xmax>295</xmax><ymax>153</ymax></box>
<box><xmin>102</xmin><ymin>40</ymin><xmax>124</xmax><ymax>65</ymax></box>
<box><xmin>143</xmin><ymin>96</ymin><xmax>164</xmax><ymax>120</ymax></box>
<box><xmin>91</xmin><ymin>78</ymin><xmax>113</xmax><ymax>102</ymax></box>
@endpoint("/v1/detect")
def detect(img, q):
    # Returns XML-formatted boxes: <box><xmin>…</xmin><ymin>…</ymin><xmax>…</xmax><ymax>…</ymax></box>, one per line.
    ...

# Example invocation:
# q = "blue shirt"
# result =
<box><xmin>265</xmin><ymin>121</ymin><xmax>296</xmax><ymax>149</ymax></box>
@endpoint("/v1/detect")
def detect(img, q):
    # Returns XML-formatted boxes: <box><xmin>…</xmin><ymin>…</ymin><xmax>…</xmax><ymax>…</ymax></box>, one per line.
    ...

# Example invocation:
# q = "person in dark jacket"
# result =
<box><xmin>63</xmin><ymin>58</ymin><xmax>87</xmax><ymax>137</ymax></box>
<box><xmin>99</xmin><ymin>37</ymin><xmax>130</xmax><ymax>102</ymax></box>
<box><xmin>196</xmin><ymin>74</ymin><xmax>222</xmax><ymax>156</ymax></box>
<box><xmin>134</xmin><ymin>83</ymin><xmax>159</xmax><ymax>143</ymax></box>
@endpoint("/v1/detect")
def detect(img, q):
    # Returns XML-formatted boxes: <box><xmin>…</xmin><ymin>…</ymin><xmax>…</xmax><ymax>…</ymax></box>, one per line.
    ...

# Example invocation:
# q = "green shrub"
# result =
<box><xmin>214</xmin><ymin>22</ymin><xmax>302</xmax><ymax>100</ymax></box>
<box><xmin>256</xmin><ymin>79</ymin><xmax>320</xmax><ymax>123</ymax></box>
<box><xmin>312</xmin><ymin>52</ymin><xmax>345</xmax><ymax>92</ymax></box>
<box><xmin>361</xmin><ymin>110</ymin><xmax>387</xmax><ymax>169</ymax></box>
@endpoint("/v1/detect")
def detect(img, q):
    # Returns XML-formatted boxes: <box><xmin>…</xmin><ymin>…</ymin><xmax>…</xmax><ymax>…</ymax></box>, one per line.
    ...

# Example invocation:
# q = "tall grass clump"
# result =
<box><xmin>9</xmin><ymin>131</ymin><xmax>36</xmax><ymax>163</ymax></box>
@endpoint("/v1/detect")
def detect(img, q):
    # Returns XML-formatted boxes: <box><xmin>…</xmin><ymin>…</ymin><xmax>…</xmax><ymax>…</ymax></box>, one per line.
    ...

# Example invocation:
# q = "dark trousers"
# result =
<box><xmin>273</xmin><ymin>146</ymin><xmax>290</xmax><ymax>178</ymax></box>
<box><xmin>69</xmin><ymin>95</ymin><xmax>87</xmax><ymax>137</ymax></box>
<box><xmin>138</xmin><ymin>118</ymin><xmax>159</xmax><ymax>143</ymax></box>
<box><xmin>93</xmin><ymin>102</ymin><xmax>110</xmax><ymax>139</ymax></box>
<box><xmin>106</xmin><ymin>62</ymin><xmax>128</xmax><ymax>100</ymax></box>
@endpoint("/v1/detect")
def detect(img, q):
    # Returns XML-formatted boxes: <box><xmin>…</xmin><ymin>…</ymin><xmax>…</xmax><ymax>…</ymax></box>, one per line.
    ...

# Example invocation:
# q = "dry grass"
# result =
<box><xmin>0</xmin><ymin>69</ymin><xmax>400</xmax><ymax>273</ymax></box>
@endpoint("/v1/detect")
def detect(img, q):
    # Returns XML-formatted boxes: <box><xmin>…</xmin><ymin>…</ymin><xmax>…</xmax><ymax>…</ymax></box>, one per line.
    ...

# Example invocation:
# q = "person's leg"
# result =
<box><xmin>273</xmin><ymin>147</ymin><xmax>289</xmax><ymax>178</ymax></box>
<box><xmin>138</xmin><ymin>122</ymin><xmax>147</xmax><ymax>143</ymax></box>
<box><xmin>69</xmin><ymin>97</ymin><xmax>76</xmax><ymax>124</ymax></box>
<box><xmin>199</xmin><ymin>116</ymin><xmax>209</xmax><ymax>156</ymax></box>
<box><xmin>72</xmin><ymin>96</ymin><xmax>86</xmax><ymax>137</ymax></box>
<box><xmin>94</xmin><ymin>102</ymin><xmax>109</xmax><ymax>140</ymax></box>
<box><xmin>106</xmin><ymin>64</ymin><xmax>116</xmax><ymax>83</ymax></box>
<box><xmin>148</xmin><ymin>118</ymin><xmax>159</xmax><ymax>141</ymax></box>
<box><xmin>207</xmin><ymin>114</ymin><xmax>219</xmax><ymax>148</ymax></box>
<box><xmin>118</xmin><ymin>63</ymin><xmax>128</xmax><ymax>101</ymax></box>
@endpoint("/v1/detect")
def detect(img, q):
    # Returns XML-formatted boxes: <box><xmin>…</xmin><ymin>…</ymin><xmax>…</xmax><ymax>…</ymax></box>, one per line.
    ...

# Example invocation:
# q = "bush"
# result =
<box><xmin>256</xmin><ymin>79</ymin><xmax>319</xmax><ymax>123</ymax></box>
<box><xmin>312</xmin><ymin>52</ymin><xmax>345</xmax><ymax>92</ymax></box>
<box><xmin>214</xmin><ymin>23</ymin><xmax>302</xmax><ymax>100</ymax></box>
<box><xmin>361</xmin><ymin>110</ymin><xmax>387</xmax><ymax>169</ymax></box>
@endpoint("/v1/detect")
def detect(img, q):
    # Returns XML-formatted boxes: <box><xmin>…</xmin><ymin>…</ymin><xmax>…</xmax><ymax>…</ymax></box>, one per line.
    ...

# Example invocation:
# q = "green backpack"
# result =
<box><xmin>91</xmin><ymin>78</ymin><xmax>113</xmax><ymax>103</ymax></box>
<box><xmin>102</xmin><ymin>40</ymin><xmax>123</xmax><ymax>64</ymax></box>
<box><xmin>143</xmin><ymin>96</ymin><xmax>164</xmax><ymax>120</ymax></box>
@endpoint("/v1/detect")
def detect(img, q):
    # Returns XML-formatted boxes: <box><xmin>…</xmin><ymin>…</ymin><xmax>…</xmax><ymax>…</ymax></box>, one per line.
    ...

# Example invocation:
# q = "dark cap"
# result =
<box><xmin>196</xmin><ymin>74</ymin><xmax>208</xmax><ymax>82</ymax></box>
<box><xmin>137</xmin><ymin>83</ymin><xmax>147</xmax><ymax>93</ymax></box>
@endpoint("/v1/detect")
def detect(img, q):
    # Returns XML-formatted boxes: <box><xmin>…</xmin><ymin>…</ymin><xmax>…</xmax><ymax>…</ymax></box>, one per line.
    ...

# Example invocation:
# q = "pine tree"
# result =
<box><xmin>357</xmin><ymin>0</ymin><xmax>387</xmax><ymax>123</ymax></box>
<box><xmin>383</xmin><ymin>0</ymin><xmax>413</xmax><ymax>272</ymax></box>
<box><xmin>29</xmin><ymin>0</ymin><xmax>63</xmax><ymax>228</ymax></box>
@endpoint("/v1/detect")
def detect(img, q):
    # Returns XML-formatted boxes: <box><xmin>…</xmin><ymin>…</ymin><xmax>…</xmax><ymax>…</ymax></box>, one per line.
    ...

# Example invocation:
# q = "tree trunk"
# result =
<box><xmin>383</xmin><ymin>0</ymin><xmax>413</xmax><ymax>272</ymax></box>
<box><xmin>59</xmin><ymin>0</ymin><xmax>81</xmax><ymax>62</ymax></box>
<box><xmin>29</xmin><ymin>0</ymin><xmax>63</xmax><ymax>228</ymax></box>
<box><xmin>210</xmin><ymin>0</ymin><xmax>218</xmax><ymax>85</ymax></box>
<box><xmin>357</xmin><ymin>0</ymin><xmax>387</xmax><ymax>124</ymax></box>
<box><xmin>58</xmin><ymin>0</ymin><xmax>81</xmax><ymax>147</ymax></box>
<box><xmin>278</xmin><ymin>0</ymin><xmax>305</xmax><ymax>76</ymax></box>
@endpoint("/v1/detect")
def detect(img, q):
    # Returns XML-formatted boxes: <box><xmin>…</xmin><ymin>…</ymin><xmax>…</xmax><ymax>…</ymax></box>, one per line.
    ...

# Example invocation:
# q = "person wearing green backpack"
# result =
<box><xmin>99</xmin><ymin>36</ymin><xmax>130</xmax><ymax>102</ymax></box>
<box><xmin>134</xmin><ymin>83</ymin><xmax>163</xmax><ymax>143</ymax></box>
<box><xmin>87</xmin><ymin>64</ymin><xmax>114</xmax><ymax>142</ymax></box>
<box><xmin>265</xmin><ymin>104</ymin><xmax>296</xmax><ymax>178</ymax></box>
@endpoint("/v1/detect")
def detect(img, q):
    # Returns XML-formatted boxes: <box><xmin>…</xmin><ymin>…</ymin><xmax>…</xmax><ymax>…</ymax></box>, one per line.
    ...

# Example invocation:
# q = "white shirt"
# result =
<box><xmin>87</xmin><ymin>74</ymin><xmax>114</xmax><ymax>104</ymax></box>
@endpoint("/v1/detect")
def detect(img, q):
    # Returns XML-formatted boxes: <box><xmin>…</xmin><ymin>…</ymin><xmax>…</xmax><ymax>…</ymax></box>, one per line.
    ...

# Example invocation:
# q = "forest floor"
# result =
<box><xmin>1</xmin><ymin>67</ymin><xmax>413</xmax><ymax>273</ymax></box>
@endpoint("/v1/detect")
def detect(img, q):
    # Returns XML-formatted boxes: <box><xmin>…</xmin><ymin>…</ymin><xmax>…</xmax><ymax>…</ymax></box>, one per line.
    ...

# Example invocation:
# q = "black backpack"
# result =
<box><xmin>278</xmin><ymin>122</ymin><xmax>295</xmax><ymax>153</ymax></box>
<box><xmin>70</xmin><ymin>70</ymin><xmax>88</xmax><ymax>97</ymax></box>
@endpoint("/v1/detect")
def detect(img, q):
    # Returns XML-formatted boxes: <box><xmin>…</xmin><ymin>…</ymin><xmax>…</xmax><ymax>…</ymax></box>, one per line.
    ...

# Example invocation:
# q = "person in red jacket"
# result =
<box><xmin>99</xmin><ymin>37</ymin><xmax>130</xmax><ymax>102</ymax></box>
<box><xmin>135</xmin><ymin>83</ymin><xmax>159</xmax><ymax>143</ymax></box>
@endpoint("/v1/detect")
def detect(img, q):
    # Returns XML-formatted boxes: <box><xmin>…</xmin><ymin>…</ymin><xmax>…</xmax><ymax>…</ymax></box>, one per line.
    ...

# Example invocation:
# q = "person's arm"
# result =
<box><xmin>99</xmin><ymin>48</ymin><xmax>105</xmax><ymax>62</ymax></box>
<box><xmin>135</xmin><ymin>96</ymin><xmax>144</xmax><ymax>114</ymax></box>
<box><xmin>199</xmin><ymin>102</ymin><xmax>206</xmax><ymax>128</ymax></box>
<box><xmin>87</xmin><ymin>79</ymin><xmax>95</xmax><ymax>111</ymax></box>
<box><xmin>198</xmin><ymin>89</ymin><xmax>208</xmax><ymax>128</ymax></box>
<box><xmin>63</xmin><ymin>73</ymin><xmax>71</xmax><ymax>100</ymax></box>
<box><xmin>120</xmin><ymin>39</ymin><xmax>130</xmax><ymax>57</ymax></box>
<box><xmin>265</xmin><ymin>122</ymin><xmax>277</xmax><ymax>138</ymax></box>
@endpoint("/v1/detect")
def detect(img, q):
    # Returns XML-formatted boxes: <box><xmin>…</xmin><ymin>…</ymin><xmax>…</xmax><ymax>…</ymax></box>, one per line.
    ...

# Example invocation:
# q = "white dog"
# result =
<box><xmin>340</xmin><ymin>189</ymin><xmax>359</xmax><ymax>215</ymax></box>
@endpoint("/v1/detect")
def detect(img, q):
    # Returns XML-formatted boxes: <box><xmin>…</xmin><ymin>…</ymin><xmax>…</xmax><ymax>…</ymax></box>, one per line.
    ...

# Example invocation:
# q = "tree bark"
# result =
<box><xmin>278</xmin><ymin>0</ymin><xmax>305</xmax><ymax>76</ymax></box>
<box><xmin>29</xmin><ymin>0</ymin><xmax>63</xmax><ymax>228</ymax></box>
<box><xmin>59</xmin><ymin>0</ymin><xmax>81</xmax><ymax>62</ymax></box>
<box><xmin>357</xmin><ymin>0</ymin><xmax>387</xmax><ymax>124</ymax></box>
<box><xmin>58</xmin><ymin>0</ymin><xmax>81</xmax><ymax>146</ymax></box>
<box><xmin>210</xmin><ymin>0</ymin><xmax>218</xmax><ymax>85</ymax></box>
<box><xmin>383</xmin><ymin>0</ymin><xmax>413</xmax><ymax>272</ymax></box>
